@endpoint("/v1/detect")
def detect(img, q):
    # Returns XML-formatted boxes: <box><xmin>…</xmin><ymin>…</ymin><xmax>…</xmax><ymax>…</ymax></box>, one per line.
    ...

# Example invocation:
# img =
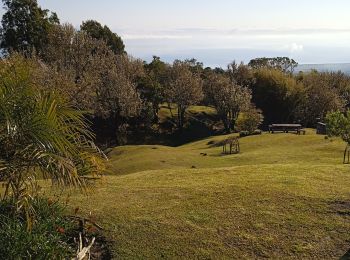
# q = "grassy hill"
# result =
<box><xmin>107</xmin><ymin>130</ymin><xmax>343</xmax><ymax>175</ymax></box>
<box><xmin>127</xmin><ymin>104</ymin><xmax>221</xmax><ymax>146</ymax></box>
<box><xmin>58</xmin><ymin>130</ymin><xmax>350</xmax><ymax>258</ymax></box>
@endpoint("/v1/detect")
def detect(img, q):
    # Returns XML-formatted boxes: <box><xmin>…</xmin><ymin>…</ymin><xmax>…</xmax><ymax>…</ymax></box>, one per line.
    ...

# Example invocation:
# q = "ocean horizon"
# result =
<box><xmin>296</xmin><ymin>63</ymin><xmax>350</xmax><ymax>74</ymax></box>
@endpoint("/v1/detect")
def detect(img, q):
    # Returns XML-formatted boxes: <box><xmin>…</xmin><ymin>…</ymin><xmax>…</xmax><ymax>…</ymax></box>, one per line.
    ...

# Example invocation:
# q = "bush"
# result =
<box><xmin>0</xmin><ymin>54</ymin><xmax>105</xmax><ymax>221</ymax></box>
<box><xmin>0</xmin><ymin>198</ymin><xmax>74</xmax><ymax>259</ymax></box>
<box><xmin>235</xmin><ymin>107</ymin><xmax>264</xmax><ymax>134</ymax></box>
<box><xmin>239</xmin><ymin>129</ymin><xmax>262</xmax><ymax>137</ymax></box>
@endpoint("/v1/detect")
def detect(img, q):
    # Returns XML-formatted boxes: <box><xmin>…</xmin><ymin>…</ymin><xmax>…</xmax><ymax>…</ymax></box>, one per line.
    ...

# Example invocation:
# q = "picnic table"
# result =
<box><xmin>268</xmin><ymin>124</ymin><xmax>305</xmax><ymax>134</ymax></box>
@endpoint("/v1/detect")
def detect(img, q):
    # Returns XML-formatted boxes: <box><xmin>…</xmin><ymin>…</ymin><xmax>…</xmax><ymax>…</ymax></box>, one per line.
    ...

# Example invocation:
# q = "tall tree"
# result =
<box><xmin>42</xmin><ymin>24</ymin><xmax>142</xmax><ymax>144</ymax></box>
<box><xmin>227</xmin><ymin>61</ymin><xmax>255</xmax><ymax>87</ymax></box>
<box><xmin>164</xmin><ymin>60</ymin><xmax>203</xmax><ymax>130</ymax></box>
<box><xmin>80</xmin><ymin>20</ymin><xmax>125</xmax><ymax>55</ymax></box>
<box><xmin>139</xmin><ymin>56</ymin><xmax>168</xmax><ymax>121</ymax></box>
<box><xmin>295</xmin><ymin>71</ymin><xmax>346</xmax><ymax>126</ymax></box>
<box><xmin>251</xmin><ymin>68</ymin><xmax>304</xmax><ymax>125</ymax></box>
<box><xmin>0</xmin><ymin>0</ymin><xmax>59</xmax><ymax>54</ymax></box>
<box><xmin>248</xmin><ymin>57</ymin><xmax>298</xmax><ymax>74</ymax></box>
<box><xmin>205</xmin><ymin>72</ymin><xmax>251</xmax><ymax>133</ymax></box>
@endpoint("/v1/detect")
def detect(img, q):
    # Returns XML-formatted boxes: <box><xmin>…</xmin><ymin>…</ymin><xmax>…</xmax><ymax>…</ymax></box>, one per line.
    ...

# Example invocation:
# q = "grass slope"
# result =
<box><xmin>63</xmin><ymin>131</ymin><xmax>350</xmax><ymax>259</ymax></box>
<box><xmin>107</xmin><ymin>130</ymin><xmax>344</xmax><ymax>175</ymax></box>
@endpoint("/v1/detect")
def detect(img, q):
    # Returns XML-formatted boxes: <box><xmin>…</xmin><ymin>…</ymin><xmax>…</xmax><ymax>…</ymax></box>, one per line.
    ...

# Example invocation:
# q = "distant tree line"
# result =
<box><xmin>1</xmin><ymin>0</ymin><xmax>350</xmax><ymax>146</ymax></box>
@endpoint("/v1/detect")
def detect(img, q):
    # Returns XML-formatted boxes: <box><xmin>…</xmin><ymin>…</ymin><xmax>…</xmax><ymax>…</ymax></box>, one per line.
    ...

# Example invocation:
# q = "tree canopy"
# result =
<box><xmin>248</xmin><ymin>57</ymin><xmax>298</xmax><ymax>74</ymax></box>
<box><xmin>80</xmin><ymin>19</ymin><xmax>125</xmax><ymax>55</ymax></box>
<box><xmin>0</xmin><ymin>0</ymin><xmax>59</xmax><ymax>54</ymax></box>
<box><xmin>251</xmin><ymin>68</ymin><xmax>304</xmax><ymax>124</ymax></box>
<box><xmin>205</xmin><ymin>72</ymin><xmax>252</xmax><ymax>133</ymax></box>
<box><xmin>164</xmin><ymin>60</ymin><xmax>203</xmax><ymax>130</ymax></box>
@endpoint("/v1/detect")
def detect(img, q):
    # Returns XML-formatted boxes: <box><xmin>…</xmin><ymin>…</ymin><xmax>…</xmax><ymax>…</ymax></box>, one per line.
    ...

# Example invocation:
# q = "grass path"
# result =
<box><xmin>60</xmin><ymin>131</ymin><xmax>350</xmax><ymax>258</ymax></box>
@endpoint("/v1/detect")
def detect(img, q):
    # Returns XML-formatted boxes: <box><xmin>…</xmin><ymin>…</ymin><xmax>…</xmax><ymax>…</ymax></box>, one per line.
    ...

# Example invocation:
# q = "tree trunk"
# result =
<box><xmin>344</xmin><ymin>144</ymin><xmax>349</xmax><ymax>164</ymax></box>
<box><xmin>222</xmin><ymin>116</ymin><xmax>231</xmax><ymax>134</ymax></box>
<box><xmin>152</xmin><ymin>103</ymin><xmax>159</xmax><ymax>123</ymax></box>
<box><xmin>177</xmin><ymin>105</ymin><xmax>186</xmax><ymax>131</ymax></box>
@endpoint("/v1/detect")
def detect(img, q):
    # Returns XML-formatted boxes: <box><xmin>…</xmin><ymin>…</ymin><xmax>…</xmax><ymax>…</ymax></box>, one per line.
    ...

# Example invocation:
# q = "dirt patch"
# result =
<box><xmin>90</xmin><ymin>233</ymin><xmax>113</xmax><ymax>260</ymax></box>
<box><xmin>329</xmin><ymin>200</ymin><xmax>350</xmax><ymax>216</ymax></box>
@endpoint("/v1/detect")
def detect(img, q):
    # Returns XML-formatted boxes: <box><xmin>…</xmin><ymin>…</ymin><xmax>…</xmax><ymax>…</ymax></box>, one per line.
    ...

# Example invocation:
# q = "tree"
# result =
<box><xmin>325</xmin><ymin>110</ymin><xmax>350</xmax><ymax>163</ymax></box>
<box><xmin>295</xmin><ymin>71</ymin><xmax>346</xmax><ymax>126</ymax></box>
<box><xmin>182</xmin><ymin>58</ymin><xmax>204</xmax><ymax>74</ymax></box>
<box><xmin>235</xmin><ymin>106</ymin><xmax>264</xmax><ymax>134</ymax></box>
<box><xmin>164</xmin><ymin>60</ymin><xmax>203</xmax><ymax>130</ymax></box>
<box><xmin>205</xmin><ymin>72</ymin><xmax>251</xmax><ymax>133</ymax></box>
<box><xmin>324</xmin><ymin>71</ymin><xmax>350</xmax><ymax>107</ymax></box>
<box><xmin>41</xmin><ymin>24</ymin><xmax>142</xmax><ymax>145</ymax></box>
<box><xmin>139</xmin><ymin>56</ymin><xmax>168</xmax><ymax>122</ymax></box>
<box><xmin>251</xmin><ymin>68</ymin><xmax>304</xmax><ymax>125</ymax></box>
<box><xmin>81</xmin><ymin>20</ymin><xmax>125</xmax><ymax>55</ymax></box>
<box><xmin>0</xmin><ymin>54</ymin><xmax>104</xmax><ymax>224</ymax></box>
<box><xmin>248</xmin><ymin>57</ymin><xmax>298</xmax><ymax>74</ymax></box>
<box><xmin>227</xmin><ymin>61</ymin><xmax>255</xmax><ymax>87</ymax></box>
<box><xmin>0</xmin><ymin>0</ymin><xmax>59</xmax><ymax>54</ymax></box>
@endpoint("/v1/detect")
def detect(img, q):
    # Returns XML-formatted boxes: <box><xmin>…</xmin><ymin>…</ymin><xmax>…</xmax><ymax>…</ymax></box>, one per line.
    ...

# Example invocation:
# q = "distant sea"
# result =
<box><xmin>296</xmin><ymin>63</ymin><xmax>350</xmax><ymax>75</ymax></box>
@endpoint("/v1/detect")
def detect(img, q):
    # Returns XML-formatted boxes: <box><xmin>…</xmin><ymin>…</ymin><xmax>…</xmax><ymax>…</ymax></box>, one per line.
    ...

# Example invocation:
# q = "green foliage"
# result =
<box><xmin>296</xmin><ymin>71</ymin><xmax>347</xmax><ymax>126</ymax></box>
<box><xmin>251</xmin><ymin>68</ymin><xmax>304</xmax><ymax>124</ymax></box>
<box><xmin>139</xmin><ymin>56</ymin><xmax>168</xmax><ymax>121</ymax></box>
<box><xmin>0</xmin><ymin>197</ymin><xmax>74</xmax><ymax>259</ymax></box>
<box><xmin>0</xmin><ymin>54</ymin><xmax>105</xmax><ymax>223</ymax></box>
<box><xmin>1</xmin><ymin>0</ymin><xmax>59</xmax><ymax>54</ymax></box>
<box><xmin>164</xmin><ymin>60</ymin><xmax>203</xmax><ymax>130</ymax></box>
<box><xmin>325</xmin><ymin>110</ymin><xmax>350</xmax><ymax>144</ymax></box>
<box><xmin>239</xmin><ymin>129</ymin><xmax>262</xmax><ymax>137</ymax></box>
<box><xmin>81</xmin><ymin>19</ymin><xmax>125</xmax><ymax>55</ymax></box>
<box><xmin>227</xmin><ymin>61</ymin><xmax>255</xmax><ymax>87</ymax></box>
<box><xmin>248</xmin><ymin>57</ymin><xmax>298</xmax><ymax>73</ymax></box>
<box><xmin>42</xmin><ymin>23</ymin><xmax>142</xmax><ymax>144</ymax></box>
<box><xmin>235</xmin><ymin>107</ymin><xmax>264</xmax><ymax>134</ymax></box>
<box><xmin>70</xmin><ymin>132</ymin><xmax>349</xmax><ymax>258</ymax></box>
<box><xmin>205</xmin><ymin>72</ymin><xmax>252</xmax><ymax>133</ymax></box>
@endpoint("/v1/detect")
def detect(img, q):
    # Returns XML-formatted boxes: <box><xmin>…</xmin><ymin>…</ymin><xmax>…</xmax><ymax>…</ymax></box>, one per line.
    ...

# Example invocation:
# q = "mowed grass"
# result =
<box><xmin>107</xmin><ymin>130</ymin><xmax>344</xmax><ymax>175</ymax></box>
<box><xmin>59</xmin><ymin>130</ymin><xmax>350</xmax><ymax>258</ymax></box>
<box><xmin>158</xmin><ymin>104</ymin><xmax>217</xmax><ymax>124</ymax></box>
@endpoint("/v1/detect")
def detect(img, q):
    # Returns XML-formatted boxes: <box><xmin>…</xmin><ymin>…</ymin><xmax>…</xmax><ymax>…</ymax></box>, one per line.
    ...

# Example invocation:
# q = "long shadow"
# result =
<box><xmin>340</xmin><ymin>250</ymin><xmax>350</xmax><ymax>259</ymax></box>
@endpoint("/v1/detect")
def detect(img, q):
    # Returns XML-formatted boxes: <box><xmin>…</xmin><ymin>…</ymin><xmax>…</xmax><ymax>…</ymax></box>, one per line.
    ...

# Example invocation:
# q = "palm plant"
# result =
<box><xmin>0</xmin><ymin>55</ymin><xmax>105</xmax><ymax>225</ymax></box>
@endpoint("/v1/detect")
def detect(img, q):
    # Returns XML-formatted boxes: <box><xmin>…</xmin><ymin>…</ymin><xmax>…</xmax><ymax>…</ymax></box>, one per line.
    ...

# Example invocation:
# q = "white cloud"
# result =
<box><xmin>119</xmin><ymin>27</ymin><xmax>350</xmax><ymax>40</ymax></box>
<box><xmin>286</xmin><ymin>43</ymin><xmax>304</xmax><ymax>53</ymax></box>
<box><xmin>122</xmin><ymin>34</ymin><xmax>192</xmax><ymax>40</ymax></box>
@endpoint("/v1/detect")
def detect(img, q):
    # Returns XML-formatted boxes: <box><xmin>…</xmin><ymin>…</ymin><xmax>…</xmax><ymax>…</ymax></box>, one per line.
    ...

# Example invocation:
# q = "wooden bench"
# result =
<box><xmin>269</xmin><ymin>124</ymin><xmax>302</xmax><ymax>134</ymax></box>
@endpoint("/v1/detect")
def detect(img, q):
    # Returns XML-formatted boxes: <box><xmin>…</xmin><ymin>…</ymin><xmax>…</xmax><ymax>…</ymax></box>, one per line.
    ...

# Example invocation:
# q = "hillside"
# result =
<box><xmin>61</xmin><ymin>131</ymin><xmax>350</xmax><ymax>258</ymax></box>
<box><xmin>107</xmin><ymin>130</ymin><xmax>344</xmax><ymax>175</ymax></box>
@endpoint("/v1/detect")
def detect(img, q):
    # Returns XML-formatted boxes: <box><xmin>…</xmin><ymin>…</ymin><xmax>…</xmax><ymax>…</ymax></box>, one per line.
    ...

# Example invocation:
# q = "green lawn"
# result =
<box><xmin>57</xmin><ymin>130</ymin><xmax>350</xmax><ymax>258</ymax></box>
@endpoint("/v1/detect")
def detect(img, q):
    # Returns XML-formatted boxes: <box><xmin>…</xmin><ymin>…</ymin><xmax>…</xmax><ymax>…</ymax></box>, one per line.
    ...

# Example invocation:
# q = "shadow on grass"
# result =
<box><xmin>340</xmin><ymin>249</ymin><xmax>350</xmax><ymax>260</ymax></box>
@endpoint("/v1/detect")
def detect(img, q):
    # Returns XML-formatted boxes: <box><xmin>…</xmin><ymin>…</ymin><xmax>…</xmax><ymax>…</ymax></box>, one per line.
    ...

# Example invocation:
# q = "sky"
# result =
<box><xmin>4</xmin><ymin>0</ymin><xmax>350</xmax><ymax>67</ymax></box>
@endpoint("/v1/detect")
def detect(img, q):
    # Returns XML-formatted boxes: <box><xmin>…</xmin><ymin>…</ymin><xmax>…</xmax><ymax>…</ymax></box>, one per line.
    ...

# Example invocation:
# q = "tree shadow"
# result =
<box><xmin>340</xmin><ymin>249</ymin><xmax>350</xmax><ymax>260</ymax></box>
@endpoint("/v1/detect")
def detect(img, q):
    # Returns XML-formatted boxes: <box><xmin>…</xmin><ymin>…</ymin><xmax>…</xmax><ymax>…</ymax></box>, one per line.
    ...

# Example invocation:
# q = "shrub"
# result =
<box><xmin>239</xmin><ymin>131</ymin><xmax>250</xmax><ymax>137</ymax></box>
<box><xmin>0</xmin><ymin>198</ymin><xmax>74</xmax><ymax>259</ymax></box>
<box><xmin>239</xmin><ymin>129</ymin><xmax>262</xmax><ymax>137</ymax></box>
<box><xmin>235</xmin><ymin>107</ymin><xmax>264</xmax><ymax>134</ymax></box>
<box><xmin>325</xmin><ymin>111</ymin><xmax>350</xmax><ymax>140</ymax></box>
<box><xmin>0</xmin><ymin>55</ymin><xmax>105</xmax><ymax>223</ymax></box>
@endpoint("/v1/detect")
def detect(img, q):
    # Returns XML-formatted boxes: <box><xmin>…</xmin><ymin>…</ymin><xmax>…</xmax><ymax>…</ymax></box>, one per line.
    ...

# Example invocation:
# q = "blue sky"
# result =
<box><xmin>4</xmin><ymin>0</ymin><xmax>350</xmax><ymax>67</ymax></box>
